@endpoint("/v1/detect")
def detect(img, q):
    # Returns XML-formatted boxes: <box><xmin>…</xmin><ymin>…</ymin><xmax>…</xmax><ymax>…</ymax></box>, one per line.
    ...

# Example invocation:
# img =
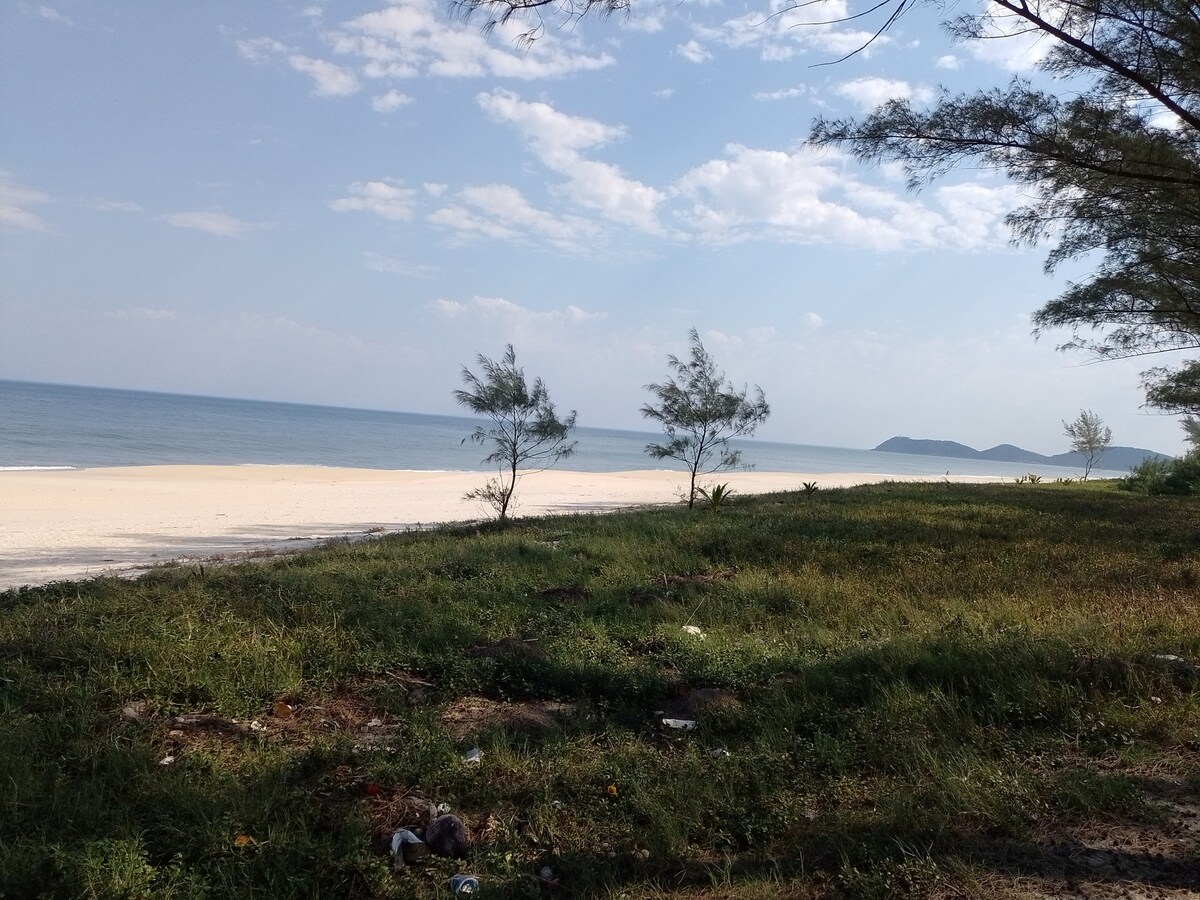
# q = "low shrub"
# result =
<box><xmin>1121</xmin><ymin>450</ymin><xmax>1200</xmax><ymax>495</ymax></box>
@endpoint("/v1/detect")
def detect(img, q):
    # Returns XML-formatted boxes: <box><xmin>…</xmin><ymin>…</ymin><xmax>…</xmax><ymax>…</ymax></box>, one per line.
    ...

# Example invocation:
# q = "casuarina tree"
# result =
<box><xmin>454</xmin><ymin>345</ymin><xmax>577</xmax><ymax>522</ymax></box>
<box><xmin>642</xmin><ymin>328</ymin><xmax>770</xmax><ymax>509</ymax></box>
<box><xmin>1063</xmin><ymin>409</ymin><xmax>1113</xmax><ymax>480</ymax></box>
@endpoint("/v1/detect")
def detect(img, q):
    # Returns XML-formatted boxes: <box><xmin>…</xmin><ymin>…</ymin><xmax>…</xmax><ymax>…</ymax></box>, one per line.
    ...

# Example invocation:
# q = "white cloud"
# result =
<box><xmin>622</xmin><ymin>10</ymin><xmax>665</xmax><ymax>33</ymax></box>
<box><xmin>330</xmin><ymin>180</ymin><xmax>417</xmax><ymax>221</ymax></box>
<box><xmin>835</xmin><ymin>77</ymin><xmax>933</xmax><ymax>112</ymax></box>
<box><xmin>238</xmin><ymin>36</ymin><xmax>360</xmax><ymax>96</ymax></box>
<box><xmin>287</xmin><ymin>54</ymin><xmax>360</xmax><ymax>96</ymax></box>
<box><xmin>105</xmin><ymin>307</ymin><xmax>178</xmax><ymax>321</ymax></box>
<box><xmin>805</xmin><ymin>313</ymin><xmax>824</xmax><ymax>328</ymax></box>
<box><xmin>236</xmin><ymin>37</ymin><xmax>290</xmax><ymax>63</ymax></box>
<box><xmin>0</xmin><ymin>173</ymin><xmax>51</xmax><ymax>232</ymax></box>
<box><xmin>371</xmin><ymin>89</ymin><xmax>412</xmax><ymax>112</ymax></box>
<box><xmin>35</xmin><ymin>5</ymin><xmax>75</xmax><ymax>26</ymax></box>
<box><xmin>965</xmin><ymin>5</ymin><xmax>1058</xmax><ymax>72</ymax></box>
<box><xmin>654</xmin><ymin>88</ymin><xmax>675</xmax><ymax>99</ymax></box>
<box><xmin>157</xmin><ymin>211</ymin><xmax>257</xmax><ymax>237</ymax></box>
<box><xmin>330</xmin><ymin>1</ymin><xmax>613</xmax><ymax>82</ymax></box>
<box><xmin>86</xmin><ymin>198</ymin><xmax>143</xmax><ymax>213</ymax></box>
<box><xmin>692</xmin><ymin>0</ymin><xmax>890</xmax><ymax>62</ymax></box>
<box><xmin>429</xmin><ymin>183</ymin><xmax>601</xmax><ymax>251</ymax></box>
<box><xmin>754</xmin><ymin>86</ymin><xmax>808</xmax><ymax>101</ymax></box>
<box><xmin>677</xmin><ymin>40</ymin><xmax>711</xmax><ymax>63</ymax></box>
<box><xmin>362</xmin><ymin>252</ymin><xmax>437</xmax><ymax>276</ymax></box>
<box><xmin>477</xmin><ymin>89</ymin><xmax>665</xmax><ymax>233</ymax></box>
<box><xmin>671</xmin><ymin>143</ymin><xmax>1017</xmax><ymax>251</ymax></box>
<box><xmin>432</xmin><ymin>294</ymin><xmax>606</xmax><ymax>325</ymax></box>
<box><xmin>935</xmin><ymin>54</ymin><xmax>961</xmax><ymax>70</ymax></box>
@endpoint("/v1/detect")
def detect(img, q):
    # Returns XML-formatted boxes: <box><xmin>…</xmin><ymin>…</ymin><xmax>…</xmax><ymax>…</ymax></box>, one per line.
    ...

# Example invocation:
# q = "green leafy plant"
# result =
<box><xmin>695</xmin><ymin>482</ymin><xmax>734</xmax><ymax>511</ymax></box>
<box><xmin>801</xmin><ymin>481</ymin><xmax>819</xmax><ymax>501</ymax></box>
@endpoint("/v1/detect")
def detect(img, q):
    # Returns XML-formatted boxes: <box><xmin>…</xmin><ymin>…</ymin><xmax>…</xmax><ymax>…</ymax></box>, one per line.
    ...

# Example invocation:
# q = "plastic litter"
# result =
<box><xmin>538</xmin><ymin>865</ymin><xmax>562</xmax><ymax>887</ymax></box>
<box><xmin>436</xmin><ymin>801</ymin><xmax>453</xmax><ymax>815</ymax></box>
<box><xmin>681</xmin><ymin>625</ymin><xmax>706</xmax><ymax>639</ymax></box>
<box><xmin>449</xmin><ymin>873</ymin><xmax>480</xmax><ymax>895</ymax></box>
<box><xmin>662</xmin><ymin>718</ymin><xmax>697</xmax><ymax>730</ymax></box>
<box><xmin>463</xmin><ymin>747</ymin><xmax>483</xmax><ymax>765</ymax></box>
<box><xmin>709</xmin><ymin>747</ymin><xmax>731</xmax><ymax>758</ymax></box>
<box><xmin>159</xmin><ymin>754</ymin><xmax>176</xmax><ymax>766</ymax></box>
<box><xmin>550</xmin><ymin>800</ymin><xmax>564</xmax><ymax>811</ymax></box>
<box><xmin>390</xmin><ymin>829</ymin><xmax>429</xmax><ymax>869</ymax></box>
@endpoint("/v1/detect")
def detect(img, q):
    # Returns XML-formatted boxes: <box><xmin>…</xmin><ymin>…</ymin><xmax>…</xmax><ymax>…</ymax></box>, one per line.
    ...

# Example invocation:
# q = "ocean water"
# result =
<box><xmin>0</xmin><ymin>379</ymin><xmax>1128</xmax><ymax>479</ymax></box>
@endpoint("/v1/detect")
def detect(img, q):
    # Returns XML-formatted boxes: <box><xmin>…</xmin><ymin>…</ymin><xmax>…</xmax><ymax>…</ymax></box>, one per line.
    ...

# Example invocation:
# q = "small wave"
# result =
<box><xmin>0</xmin><ymin>465</ymin><xmax>77</xmax><ymax>471</ymax></box>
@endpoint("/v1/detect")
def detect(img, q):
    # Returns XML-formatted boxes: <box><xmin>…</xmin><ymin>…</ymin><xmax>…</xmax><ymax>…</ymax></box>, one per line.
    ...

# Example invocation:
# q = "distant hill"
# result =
<box><xmin>874</xmin><ymin>436</ymin><xmax>1172</xmax><ymax>472</ymax></box>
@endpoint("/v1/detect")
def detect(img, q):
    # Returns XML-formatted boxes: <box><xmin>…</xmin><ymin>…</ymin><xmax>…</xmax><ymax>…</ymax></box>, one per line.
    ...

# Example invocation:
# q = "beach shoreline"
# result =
<box><xmin>0</xmin><ymin>464</ymin><xmax>1006</xmax><ymax>590</ymax></box>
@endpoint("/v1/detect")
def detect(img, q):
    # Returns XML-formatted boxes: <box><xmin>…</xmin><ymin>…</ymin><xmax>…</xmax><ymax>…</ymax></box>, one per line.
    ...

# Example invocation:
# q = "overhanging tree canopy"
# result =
<box><xmin>808</xmin><ymin>0</ymin><xmax>1200</xmax><ymax>413</ymax></box>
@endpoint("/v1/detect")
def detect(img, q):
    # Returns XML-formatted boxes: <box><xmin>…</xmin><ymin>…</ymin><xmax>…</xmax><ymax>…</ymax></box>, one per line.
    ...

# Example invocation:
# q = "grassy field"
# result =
<box><xmin>2</xmin><ymin>481</ymin><xmax>1198</xmax><ymax>898</ymax></box>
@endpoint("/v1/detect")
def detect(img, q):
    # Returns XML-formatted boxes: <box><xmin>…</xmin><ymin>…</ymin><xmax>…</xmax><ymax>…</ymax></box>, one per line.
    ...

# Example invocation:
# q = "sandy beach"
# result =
<box><xmin>0</xmin><ymin>465</ymin><xmax>1005</xmax><ymax>589</ymax></box>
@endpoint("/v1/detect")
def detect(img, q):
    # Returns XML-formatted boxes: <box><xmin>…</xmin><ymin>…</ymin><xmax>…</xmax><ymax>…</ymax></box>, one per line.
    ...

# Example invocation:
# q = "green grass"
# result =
<box><xmin>2</xmin><ymin>482</ymin><xmax>1199</xmax><ymax>898</ymax></box>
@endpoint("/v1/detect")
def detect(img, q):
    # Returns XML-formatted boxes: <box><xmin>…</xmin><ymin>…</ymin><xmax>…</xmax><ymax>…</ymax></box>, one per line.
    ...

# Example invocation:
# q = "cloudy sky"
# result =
<box><xmin>0</xmin><ymin>0</ymin><xmax>1184</xmax><ymax>454</ymax></box>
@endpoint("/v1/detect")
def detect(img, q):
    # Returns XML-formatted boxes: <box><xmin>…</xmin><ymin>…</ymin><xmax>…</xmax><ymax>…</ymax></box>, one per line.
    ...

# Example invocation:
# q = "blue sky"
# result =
<box><xmin>0</xmin><ymin>1</ymin><xmax>1184</xmax><ymax>455</ymax></box>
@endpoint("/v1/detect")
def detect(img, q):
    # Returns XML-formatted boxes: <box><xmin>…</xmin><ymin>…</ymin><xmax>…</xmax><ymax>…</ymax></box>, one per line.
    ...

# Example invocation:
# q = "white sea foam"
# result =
<box><xmin>0</xmin><ymin>465</ymin><xmax>77</xmax><ymax>471</ymax></box>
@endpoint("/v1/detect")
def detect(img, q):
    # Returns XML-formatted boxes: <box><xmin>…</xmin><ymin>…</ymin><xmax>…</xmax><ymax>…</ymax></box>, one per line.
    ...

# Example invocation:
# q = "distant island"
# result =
<box><xmin>873</xmin><ymin>436</ymin><xmax>1172</xmax><ymax>472</ymax></box>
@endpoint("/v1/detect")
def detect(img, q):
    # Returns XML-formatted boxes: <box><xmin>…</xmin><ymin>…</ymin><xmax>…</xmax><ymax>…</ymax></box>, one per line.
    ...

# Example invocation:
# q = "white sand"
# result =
<box><xmin>0</xmin><ymin>465</ymin><xmax>1003</xmax><ymax>589</ymax></box>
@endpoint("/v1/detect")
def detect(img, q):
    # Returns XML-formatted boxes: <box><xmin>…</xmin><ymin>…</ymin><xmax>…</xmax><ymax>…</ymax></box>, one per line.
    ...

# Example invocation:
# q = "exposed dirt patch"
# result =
<box><xmin>469</xmin><ymin>637</ymin><xmax>548</xmax><ymax>661</ymax></box>
<box><xmin>137</xmin><ymin>675</ymin><xmax>436</xmax><ymax>758</ymax></box>
<box><xmin>965</xmin><ymin>764</ymin><xmax>1200</xmax><ymax>899</ymax></box>
<box><xmin>536</xmin><ymin>584</ymin><xmax>591</xmax><ymax>601</ymax></box>
<box><xmin>657</xmin><ymin>687</ymin><xmax>742</xmax><ymax>721</ymax></box>
<box><xmin>440</xmin><ymin>695</ymin><xmax>575</xmax><ymax>740</ymax></box>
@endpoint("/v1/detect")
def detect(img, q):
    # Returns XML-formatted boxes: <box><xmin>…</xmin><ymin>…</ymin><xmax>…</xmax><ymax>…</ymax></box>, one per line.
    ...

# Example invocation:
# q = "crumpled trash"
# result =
<box><xmin>159</xmin><ymin>754</ymin><xmax>176</xmax><ymax>766</ymax></box>
<box><xmin>681</xmin><ymin>625</ymin><xmax>706</xmax><ymax>639</ymax></box>
<box><xmin>390</xmin><ymin>828</ymin><xmax>429</xmax><ymax>870</ymax></box>
<box><xmin>709</xmin><ymin>747</ymin><xmax>731</xmax><ymax>758</ymax></box>
<box><xmin>426</xmin><ymin>814</ymin><xmax>469</xmax><ymax>858</ymax></box>
<box><xmin>449</xmin><ymin>873</ymin><xmax>479</xmax><ymax>895</ymax></box>
<box><xmin>662</xmin><ymin>718</ymin><xmax>697</xmax><ymax>730</ymax></box>
<box><xmin>538</xmin><ymin>865</ymin><xmax>562</xmax><ymax>887</ymax></box>
<box><xmin>463</xmin><ymin>747</ymin><xmax>483</xmax><ymax>765</ymax></box>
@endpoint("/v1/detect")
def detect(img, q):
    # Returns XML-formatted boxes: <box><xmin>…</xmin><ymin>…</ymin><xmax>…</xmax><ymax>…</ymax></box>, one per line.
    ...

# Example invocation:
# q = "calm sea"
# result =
<box><xmin>0</xmin><ymin>380</ymin><xmax>1126</xmax><ymax>479</ymax></box>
